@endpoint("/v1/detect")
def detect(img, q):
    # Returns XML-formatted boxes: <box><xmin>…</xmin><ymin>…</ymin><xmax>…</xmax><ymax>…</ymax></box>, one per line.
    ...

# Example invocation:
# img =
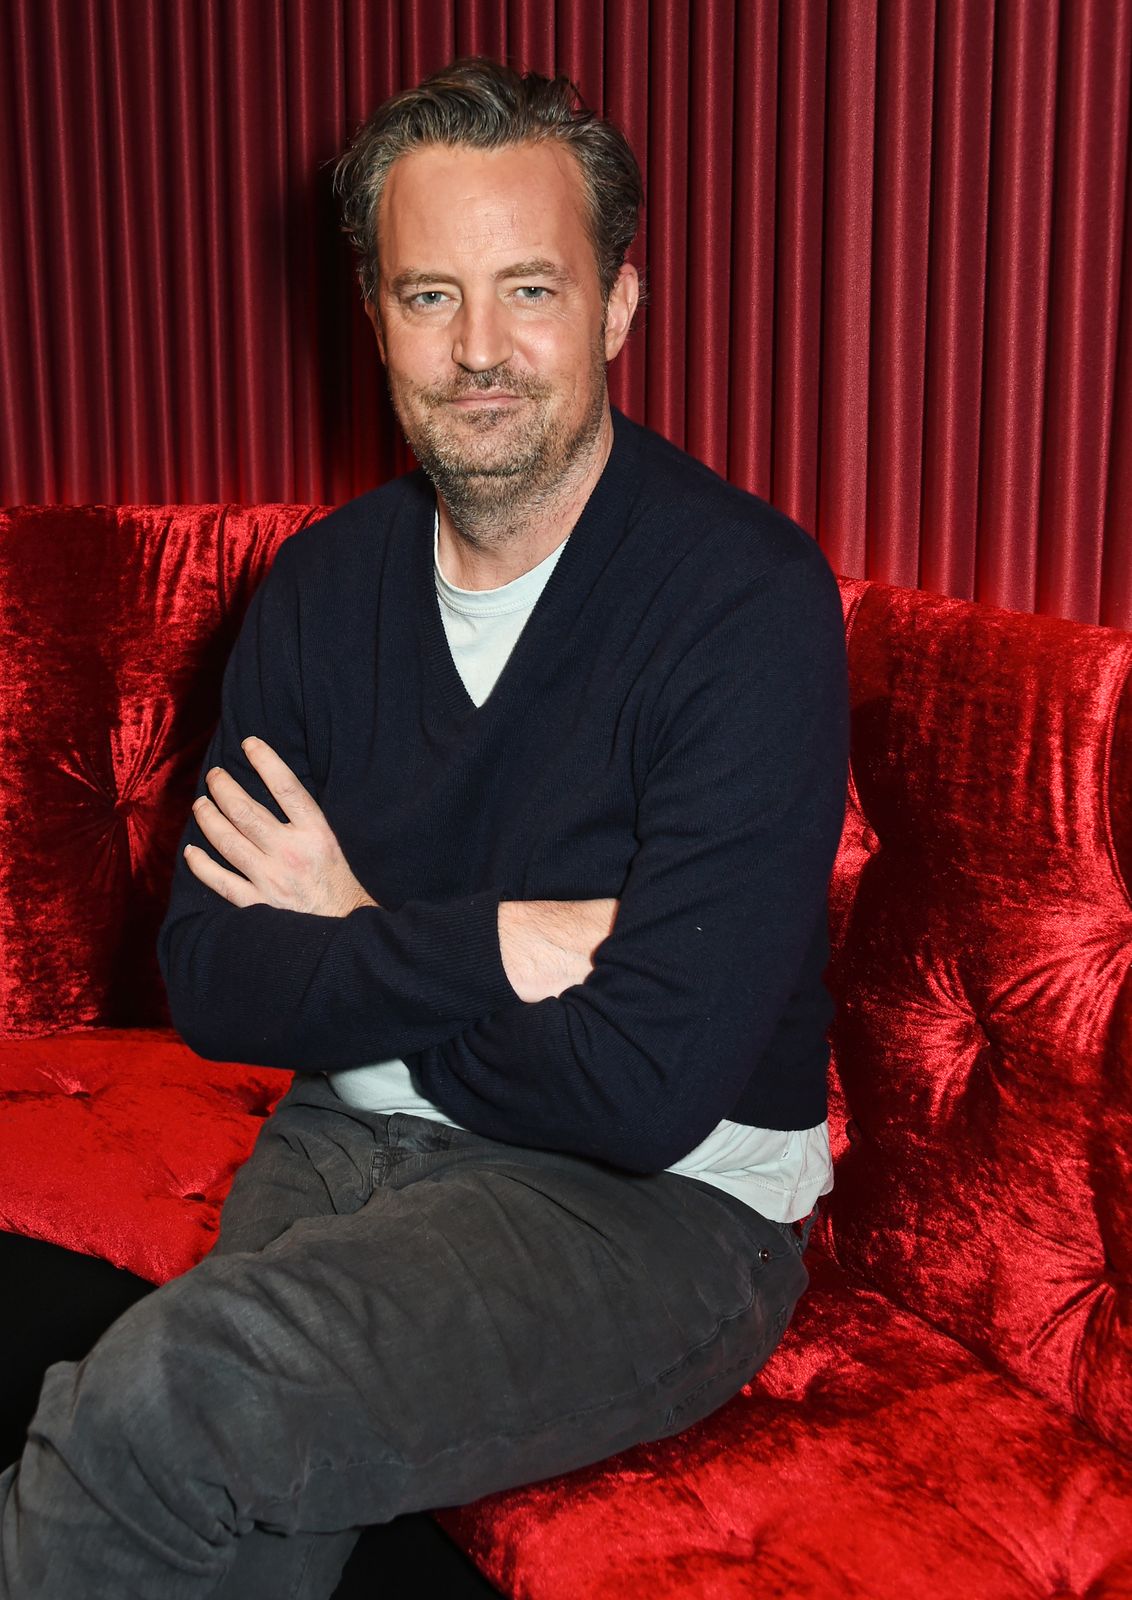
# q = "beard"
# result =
<box><xmin>386</xmin><ymin>343</ymin><xmax>608</xmax><ymax>539</ymax></box>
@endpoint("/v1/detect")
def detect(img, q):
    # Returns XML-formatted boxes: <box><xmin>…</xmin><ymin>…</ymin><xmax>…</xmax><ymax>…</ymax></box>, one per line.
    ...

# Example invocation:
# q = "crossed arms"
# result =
<box><xmin>183</xmin><ymin>735</ymin><xmax>617</xmax><ymax>1003</ymax></box>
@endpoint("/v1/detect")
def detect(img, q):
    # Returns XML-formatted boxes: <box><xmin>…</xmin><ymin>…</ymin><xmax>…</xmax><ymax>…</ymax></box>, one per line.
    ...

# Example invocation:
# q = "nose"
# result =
<box><xmin>451</xmin><ymin>292</ymin><xmax>513</xmax><ymax>372</ymax></box>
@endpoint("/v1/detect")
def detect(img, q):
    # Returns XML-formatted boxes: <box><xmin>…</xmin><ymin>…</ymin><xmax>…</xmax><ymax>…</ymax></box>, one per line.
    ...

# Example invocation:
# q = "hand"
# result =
<box><xmin>498</xmin><ymin>898</ymin><xmax>619</xmax><ymax>1003</ymax></box>
<box><xmin>184</xmin><ymin>737</ymin><xmax>379</xmax><ymax>918</ymax></box>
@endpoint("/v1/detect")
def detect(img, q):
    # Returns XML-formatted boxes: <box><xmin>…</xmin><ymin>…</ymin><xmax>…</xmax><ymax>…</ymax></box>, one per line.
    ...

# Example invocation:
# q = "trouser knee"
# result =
<box><xmin>50</xmin><ymin>1244</ymin><xmax>414</xmax><ymax>1528</ymax></box>
<box><xmin>29</xmin><ymin>1256</ymin><xmax>299</xmax><ymax>1551</ymax></box>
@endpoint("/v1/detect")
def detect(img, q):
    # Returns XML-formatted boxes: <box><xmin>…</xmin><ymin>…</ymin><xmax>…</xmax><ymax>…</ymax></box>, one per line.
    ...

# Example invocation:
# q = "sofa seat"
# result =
<box><xmin>3</xmin><ymin>1027</ymin><xmax>1130</xmax><ymax>1599</ymax></box>
<box><xmin>436</xmin><ymin>1249</ymin><xmax>1132</xmax><ymax>1599</ymax></box>
<box><xmin>0</xmin><ymin>1027</ymin><xmax>289</xmax><ymax>1281</ymax></box>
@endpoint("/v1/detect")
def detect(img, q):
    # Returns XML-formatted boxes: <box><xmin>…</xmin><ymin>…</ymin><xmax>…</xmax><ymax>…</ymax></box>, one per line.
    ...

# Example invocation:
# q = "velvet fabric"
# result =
<box><xmin>0</xmin><ymin>1029</ymin><xmax>289</xmax><ymax>1281</ymax></box>
<box><xmin>825</xmin><ymin>579</ymin><xmax>1132</xmax><ymax>1462</ymax></box>
<box><xmin>437</xmin><ymin>1253</ymin><xmax>1132</xmax><ymax>1597</ymax></box>
<box><xmin>1</xmin><ymin>502</ymin><xmax>1131</xmax><ymax>1595</ymax></box>
<box><xmin>0</xmin><ymin>505</ymin><xmax>328</xmax><ymax>1037</ymax></box>
<box><xmin>4</xmin><ymin>1</ymin><xmax>1132</xmax><ymax>629</ymax></box>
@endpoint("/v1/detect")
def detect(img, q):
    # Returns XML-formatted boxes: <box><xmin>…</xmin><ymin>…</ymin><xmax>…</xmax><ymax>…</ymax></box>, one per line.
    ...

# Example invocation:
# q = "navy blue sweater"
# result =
<box><xmin>157</xmin><ymin>408</ymin><xmax>850</xmax><ymax>1173</ymax></box>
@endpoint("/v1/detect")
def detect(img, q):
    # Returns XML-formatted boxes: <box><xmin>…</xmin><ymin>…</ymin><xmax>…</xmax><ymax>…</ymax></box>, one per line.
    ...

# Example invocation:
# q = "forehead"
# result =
<box><xmin>378</xmin><ymin>140</ymin><xmax>595</xmax><ymax>280</ymax></box>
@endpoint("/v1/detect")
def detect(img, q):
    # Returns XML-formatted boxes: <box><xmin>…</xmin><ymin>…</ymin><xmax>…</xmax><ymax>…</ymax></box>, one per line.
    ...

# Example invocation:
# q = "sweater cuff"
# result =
<box><xmin>350</xmin><ymin>886</ymin><xmax>520</xmax><ymax>1020</ymax></box>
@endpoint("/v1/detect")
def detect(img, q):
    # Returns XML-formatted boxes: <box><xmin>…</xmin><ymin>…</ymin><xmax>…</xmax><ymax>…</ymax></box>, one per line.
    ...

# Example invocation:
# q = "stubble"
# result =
<box><xmin>386</xmin><ymin>339</ymin><xmax>609</xmax><ymax>549</ymax></box>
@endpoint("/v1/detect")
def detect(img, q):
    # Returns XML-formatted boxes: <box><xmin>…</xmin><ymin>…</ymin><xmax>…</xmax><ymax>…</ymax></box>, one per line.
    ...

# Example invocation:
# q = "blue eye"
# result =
<box><xmin>410</xmin><ymin>290</ymin><xmax>449</xmax><ymax>307</ymax></box>
<box><xmin>515</xmin><ymin>286</ymin><xmax>551</xmax><ymax>302</ymax></box>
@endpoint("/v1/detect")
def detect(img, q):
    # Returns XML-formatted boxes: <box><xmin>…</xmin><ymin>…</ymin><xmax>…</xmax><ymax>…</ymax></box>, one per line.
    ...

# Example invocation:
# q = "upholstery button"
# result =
<box><xmin>758</xmin><ymin>1248</ymin><xmax>771</xmax><ymax>1263</ymax></box>
<box><xmin>860</xmin><ymin>825</ymin><xmax>880</xmax><ymax>852</ymax></box>
<box><xmin>846</xmin><ymin>1119</ymin><xmax>861</xmax><ymax>1143</ymax></box>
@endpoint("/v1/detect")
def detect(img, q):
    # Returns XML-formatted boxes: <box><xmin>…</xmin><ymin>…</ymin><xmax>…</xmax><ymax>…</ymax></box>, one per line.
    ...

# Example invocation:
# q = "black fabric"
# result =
<box><xmin>337</xmin><ymin>1519</ymin><xmax>500</xmax><ymax>1598</ymax></box>
<box><xmin>0</xmin><ymin>1232</ymin><xmax>154</xmax><ymax>1470</ymax></box>
<box><xmin>158</xmin><ymin>407</ymin><xmax>850</xmax><ymax>1165</ymax></box>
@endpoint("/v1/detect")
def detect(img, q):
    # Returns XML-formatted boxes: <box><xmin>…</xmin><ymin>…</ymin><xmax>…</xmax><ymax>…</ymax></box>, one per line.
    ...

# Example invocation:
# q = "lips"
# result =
<box><xmin>449</xmin><ymin>393</ymin><xmax>522</xmax><ymax>405</ymax></box>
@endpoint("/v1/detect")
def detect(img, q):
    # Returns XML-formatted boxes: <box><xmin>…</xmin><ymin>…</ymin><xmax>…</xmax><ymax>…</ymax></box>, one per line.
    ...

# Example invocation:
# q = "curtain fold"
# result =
<box><xmin>2</xmin><ymin>0</ymin><xmax>1129</xmax><ymax>629</ymax></box>
<box><xmin>918</xmin><ymin>0</ymin><xmax>994</xmax><ymax>607</ymax></box>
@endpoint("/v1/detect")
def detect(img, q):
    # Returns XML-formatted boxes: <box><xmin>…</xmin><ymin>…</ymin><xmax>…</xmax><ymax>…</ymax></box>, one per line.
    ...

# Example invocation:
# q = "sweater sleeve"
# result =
<box><xmin>156</xmin><ymin>539</ymin><xmax>518</xmax><ymax>1069</ymax></box>
<box><xmin>405</xmin><ymin>549</ymin><xmax>850</xmax><ymax>1172</ymax></box>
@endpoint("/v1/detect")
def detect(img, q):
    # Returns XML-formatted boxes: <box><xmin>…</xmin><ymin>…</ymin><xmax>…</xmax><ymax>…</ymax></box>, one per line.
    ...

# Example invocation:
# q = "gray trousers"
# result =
<box><xmin>0</xmin><ymin>1073</ymin><xmax>816</xmax><ymax>1599</ymax></box>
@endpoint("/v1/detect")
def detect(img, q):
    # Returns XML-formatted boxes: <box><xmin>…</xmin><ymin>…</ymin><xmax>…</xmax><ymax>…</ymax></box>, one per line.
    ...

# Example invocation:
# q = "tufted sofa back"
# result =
<box><xmin>825</xmin><ymin>576</ymin><xmax>1132</xmax><ymax>1460</ymax></box>
<box><xmin>2</xmin><ymin>505</ymin><xmax>1130</xmax><ymax>1456</ymax></box>
<box><xmin>0</xmin><ymin>506</ymin><xmax>328</xmax><ymax>1034</ymax></box>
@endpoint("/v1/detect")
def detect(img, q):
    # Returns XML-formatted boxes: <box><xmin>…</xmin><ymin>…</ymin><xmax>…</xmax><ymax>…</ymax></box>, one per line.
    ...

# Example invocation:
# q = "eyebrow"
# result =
<box><xmin>498</xmin><ymin>259</ymin><xmax>575</xmax><ymax>284</ymax></box>
<box><xmin>388</xmin><ymin>259</ymin><xmax>575</xmax><ymax>295</ymax></box>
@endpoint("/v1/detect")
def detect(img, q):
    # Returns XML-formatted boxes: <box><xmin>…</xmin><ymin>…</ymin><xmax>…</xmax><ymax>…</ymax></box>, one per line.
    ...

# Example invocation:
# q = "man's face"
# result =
<box><xmin>367</xmin><ymin>139</ymin><xmax>636</xmax><ymax>519</ymax></box>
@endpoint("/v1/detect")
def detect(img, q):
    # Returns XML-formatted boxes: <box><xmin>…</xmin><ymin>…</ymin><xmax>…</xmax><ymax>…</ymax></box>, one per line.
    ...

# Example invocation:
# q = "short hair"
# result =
<box><xmin>333</xmin><ymin>56</ymin><xmax>643</xmax><ymax>306</ymax></box>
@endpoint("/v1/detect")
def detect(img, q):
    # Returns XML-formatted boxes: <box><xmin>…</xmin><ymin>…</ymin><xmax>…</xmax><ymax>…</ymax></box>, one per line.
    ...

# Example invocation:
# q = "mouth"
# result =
<box><xmin>447</xmin><ymin>393</ymin><xmax>524</xmax><ymax>408</ymax></box>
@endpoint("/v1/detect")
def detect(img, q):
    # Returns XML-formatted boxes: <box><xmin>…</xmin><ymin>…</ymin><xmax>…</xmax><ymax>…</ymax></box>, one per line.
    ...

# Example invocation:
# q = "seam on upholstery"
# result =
<box><xmin>1100</xmin><ymin>645</ymin><xmax>1132</xmax><ymax>913</ymax></box>
<box><xmin>840</xmin><ymin>581</ymin><xmax>869</xmax><ymax>829</ymax></box>
<box><xmin>215</xmin><ymin>504</ymin><xmax>231</xmax><ymax>616</ymax></box>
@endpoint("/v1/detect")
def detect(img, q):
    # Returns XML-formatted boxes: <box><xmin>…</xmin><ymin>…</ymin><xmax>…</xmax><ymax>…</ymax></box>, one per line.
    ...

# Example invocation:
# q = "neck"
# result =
<box><xmin>435</xmin><ymin>405</ymin><xmax>614</xmax><ymax>591</ymax></box>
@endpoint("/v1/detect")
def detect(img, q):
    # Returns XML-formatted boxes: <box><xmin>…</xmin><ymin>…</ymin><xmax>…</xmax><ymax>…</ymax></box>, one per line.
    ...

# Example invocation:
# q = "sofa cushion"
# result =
<box><xmin>0</xmin><ymin>1027</ymin><xmax>289</xmax><ymax>1281</ymax></box>
<box><xmin>434</xmin><ymin>1249</ymin><xmax>1132</xmax><ymax>1599</ymax></box>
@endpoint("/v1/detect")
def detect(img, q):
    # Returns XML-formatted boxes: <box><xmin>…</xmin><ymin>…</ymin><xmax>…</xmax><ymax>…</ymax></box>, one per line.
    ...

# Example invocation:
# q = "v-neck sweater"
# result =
<box><xmin>327</xmin><ymin>510</ymin><xmax>834</xmax><ymax>1224</ymax></box>
<box><xmin>157</xmin><ymin>407</ymin><xmax>850</xmax><ymax>1176</ymax></box>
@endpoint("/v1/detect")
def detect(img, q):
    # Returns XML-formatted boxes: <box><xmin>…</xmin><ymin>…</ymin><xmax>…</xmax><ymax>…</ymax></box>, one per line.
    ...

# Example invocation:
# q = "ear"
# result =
<box><xmin>603</xmin><ymin>263</ymin><xmax>640</xmax><ymax>362</ymax></box>
<box><xmin>363</xmin><ymin>298</ymin><xmax>387</xmax><ymax>365</ymax></box>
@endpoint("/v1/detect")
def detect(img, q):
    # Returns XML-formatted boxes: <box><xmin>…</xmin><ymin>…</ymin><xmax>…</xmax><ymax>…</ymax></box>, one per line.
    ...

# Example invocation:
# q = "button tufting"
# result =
<box><xmin>182</xmin><ymin>1192</ymin><xmax>207</xmax><ymax>1203</ymax></box>
<box><xmin>860</xmin><ymin>825</ymin><xmax>880</xmax><ymax>852</ymax></box>
<box><xmin>758</xmin><ymin>1248</ymin><xmax>771</xmax><ymax>1263</ymax></box>
<box><xmin>970</xmin><ymin>1014</ymin><xmax>993</xmax><ymax>1045</ymax></box>
<box><xmin>846</xmin><ymin>1119</ymin><xmax>861</xmax><ymax>1143</ymax></box>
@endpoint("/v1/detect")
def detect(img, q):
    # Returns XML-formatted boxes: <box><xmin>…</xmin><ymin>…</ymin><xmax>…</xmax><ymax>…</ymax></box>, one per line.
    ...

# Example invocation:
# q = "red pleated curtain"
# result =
<box><xmin>2</xmin><ymin>0</ymin><xmax>1130</xmax><ymax>628</ymax></box>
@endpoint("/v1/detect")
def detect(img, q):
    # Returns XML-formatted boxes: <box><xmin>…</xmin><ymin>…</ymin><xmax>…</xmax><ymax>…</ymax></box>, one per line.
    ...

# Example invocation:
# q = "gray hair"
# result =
<box><xmin>332</xmin><ymin>57</ymin><xmax>643</xmax><ymax>306</ymax></box>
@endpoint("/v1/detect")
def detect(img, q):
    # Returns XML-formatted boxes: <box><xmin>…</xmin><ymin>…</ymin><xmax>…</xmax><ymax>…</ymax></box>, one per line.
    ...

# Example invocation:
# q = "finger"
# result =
<box><xmin>183</xmin><ymin>843</ymin><xmax>262</xmax><ymax>908</ymax></box>
<box><xmin>241</xmin><ymin>737</ymin><xmax>321</xmax><ymax>826</ymax></box>
<box><xmin>202</xmin><ymin>764</ymin><xmax>286</xmax><ymax>848</ymax></box>
<box><xmin>192</xmin><ymin>795</ymin><xmax>264</xmax><ymax>879</ymax></box>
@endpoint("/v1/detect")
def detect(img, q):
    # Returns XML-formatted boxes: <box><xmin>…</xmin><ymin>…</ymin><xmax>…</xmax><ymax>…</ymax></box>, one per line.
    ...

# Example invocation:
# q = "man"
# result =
<box><xmin>0</xmin><ymin>57</ymin><xmax>848</xmax><ymax>1600</ymax></box>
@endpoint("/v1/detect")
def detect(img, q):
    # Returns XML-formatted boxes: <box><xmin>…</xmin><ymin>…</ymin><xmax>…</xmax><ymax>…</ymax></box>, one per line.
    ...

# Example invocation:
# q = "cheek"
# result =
<box><xmin>384</xmin><ymin>318</ymin><xmax>450</xmax><ymax>370</ymax></box>
<box><xmin>515</xmin><ymin>323</ymin><xmax>589</xmax><ymax>382</ymax></box>
<box><xmin>386</xmin><ymin>342</ymin><xmax>449</xmax><ymax>396</ymax></box>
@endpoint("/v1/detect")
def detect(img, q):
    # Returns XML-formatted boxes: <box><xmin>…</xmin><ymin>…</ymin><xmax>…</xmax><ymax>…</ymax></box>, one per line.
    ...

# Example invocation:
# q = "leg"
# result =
<box><xmin>0</xmin><ymin>1076</ymin><xmax>372</xmax><ymax>1600</ymax></box>
<box><xmin>210</xmin><ymin>1080</ymin><xmax>505</xmax><ymax>1600</ymax></box>
<box><xmin>0</xmin><ymin>1099</ymin><xmax>810</xmax><ymax>1600</ymax></box>
<box><xmin>204</xmin><ymin>1074</ymin><xmax>375</xmax><ymax>1600</ymax></box>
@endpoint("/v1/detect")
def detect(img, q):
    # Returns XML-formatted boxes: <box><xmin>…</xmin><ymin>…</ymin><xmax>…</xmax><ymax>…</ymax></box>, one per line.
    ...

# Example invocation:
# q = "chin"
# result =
<box><xmin>414</xmin><ymin>417</ymin><xmax>555</xmax><ymax>474</ymax></box>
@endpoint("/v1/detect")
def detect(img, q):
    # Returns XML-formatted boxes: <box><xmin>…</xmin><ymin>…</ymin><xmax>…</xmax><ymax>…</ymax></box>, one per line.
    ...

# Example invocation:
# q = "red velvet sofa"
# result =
<box><xmin>2</xmin><ymin>503</ymin><xmax>1131</xmax><ymax>1597</ymax></box>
